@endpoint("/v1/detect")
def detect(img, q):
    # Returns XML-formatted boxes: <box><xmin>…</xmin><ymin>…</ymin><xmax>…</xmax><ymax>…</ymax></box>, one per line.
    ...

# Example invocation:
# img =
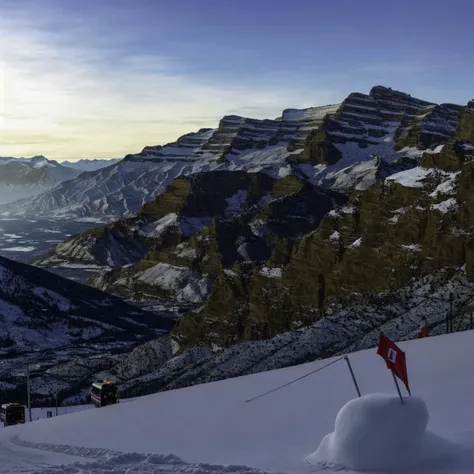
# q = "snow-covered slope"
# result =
<box><xmin>0</xmin><ymin>156</ymin><xmax>81</xmax><ymax>205</ymax></box>
<box><xmin>60</xmin><ymin>158</ymin><xmax>121</xmax><ymax>172</ymax></box>
<box><xmin>3</xmin><ymin>330</ymin><xmax>474</xmax><ymax>474</ymax></box>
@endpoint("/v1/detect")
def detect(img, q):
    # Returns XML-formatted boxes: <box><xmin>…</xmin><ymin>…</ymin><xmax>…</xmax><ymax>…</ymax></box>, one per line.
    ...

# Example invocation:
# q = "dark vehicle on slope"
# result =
<box><xmin>91</xmin><ymin>380</ymin><xmax>119</xmax><ymax>407</ymax></box>
<box><xmin>0</xmin><ymin>403</ymin><xmax>25</xmax><ymax>426</ymax></box>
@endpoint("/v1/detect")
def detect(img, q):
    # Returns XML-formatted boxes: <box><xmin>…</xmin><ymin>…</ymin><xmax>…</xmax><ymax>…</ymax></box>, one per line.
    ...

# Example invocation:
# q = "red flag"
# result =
<box><xmin>377</xmin><ymin>333</ymin><xmax>411</xmax><ymax>394</ymax></box>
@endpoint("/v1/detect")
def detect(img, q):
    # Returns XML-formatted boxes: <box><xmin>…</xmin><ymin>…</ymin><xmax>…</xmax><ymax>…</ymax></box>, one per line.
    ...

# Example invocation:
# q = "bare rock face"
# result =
<box><xmin>299</xmin><ymin>86</ymin><xmax>461</xmax><ymax>167</ymax></box>
<box><xmin>22</xmin><ymin>87</ymin><xmax>474</xmax><ymax>355</ymax></box>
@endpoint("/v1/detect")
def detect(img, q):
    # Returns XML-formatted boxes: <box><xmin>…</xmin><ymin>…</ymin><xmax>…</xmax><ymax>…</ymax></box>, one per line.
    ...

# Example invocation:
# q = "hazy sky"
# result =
<box><xmin>1</xmin><ymin>0</ymin><xmax>473</xmax><ymax>161</ymax></box>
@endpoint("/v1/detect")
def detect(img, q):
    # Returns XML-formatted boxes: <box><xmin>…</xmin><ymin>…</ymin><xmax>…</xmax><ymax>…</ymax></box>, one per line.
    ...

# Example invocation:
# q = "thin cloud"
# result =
<box><xmin>0</xmin><ymin>9</ymin><xmax>339</xmax><ymax>160</ymax></box>
<box><xmin>1</xmin><ymin>3</ymin><xmax>458</xmax><ymax>160</ymax></box>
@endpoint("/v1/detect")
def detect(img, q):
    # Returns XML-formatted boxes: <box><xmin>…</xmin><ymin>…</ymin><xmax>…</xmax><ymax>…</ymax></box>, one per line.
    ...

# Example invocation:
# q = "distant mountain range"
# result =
<box><xmin>0</xmin><ymin>87</ymin><xmax>461</xmax><ymax>219</ymax></box>
<box><xmin>0</xmin><ymin>156</ymin><xmax>121</xmax><ymax>205</ymax></box>
<box><xmin>0</xmin><ymin>156</ymin><xmax>80</xmax><ymax>205</ymax></box>
<box><xmin>60</xmin><ymin>158</ymin><xmax>121</xmax><ymax>172</ymax></box>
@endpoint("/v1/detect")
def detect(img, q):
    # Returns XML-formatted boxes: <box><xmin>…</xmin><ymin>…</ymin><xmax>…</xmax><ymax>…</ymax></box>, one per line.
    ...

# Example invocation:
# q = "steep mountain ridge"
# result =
<box><xmin>296</xmin><ymin>86</ymin><xmax>462</xmax><ymax>185</ymax></box>
<box><xmin>37</xmin><ymin>170</ymin><xmax>347</xmax><ymax>304</ymax></box>
<box><xmin>170</xmin><ymin>95</ymin><xmax>474</xmax><ymax>348</ymax></box>
<box><xmin>0</xmin><ymin>156</ymin><xmax>81</xmax><ymax>205</ymax></box>
<box><xmin>35</xmin><ymin>87</ymin><xmax>461</xmax><ymax>272</ymax></box>
<box><xmin>0</xmin><ymin>103</ymin><xmax>340</xmax><ymax>219</ymax></box>
<box><xmin>32</xmin><ymin>88</ymin><xmax>468</xmax><ymax>335</ymax></box>
<box><xmin>60</xmin><ymin>158</ymin><xmax>121</xmax><ymax>172</ymax></box>
<box><xmin>1</xmin><ymin>87</ymin><xmax>461</xmax><ymax>218</ymax></box>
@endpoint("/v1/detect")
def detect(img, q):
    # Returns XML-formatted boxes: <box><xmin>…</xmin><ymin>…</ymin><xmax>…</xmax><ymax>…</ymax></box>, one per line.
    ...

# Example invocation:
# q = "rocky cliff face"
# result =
<box><xmin>172</xmin><ymin>96</ymin><xmax>474</xmax><ymax>349</ymax></box>
<box><xmin>296</xmin><ymin>87</ymin><xmax>461</xmax><ymax>185</ymax></box>
<box><xmin>31</xmin><ymin>267</ymin><xmax>474</xmax><ymax>405</ymax></box>
<box><xmin>32</xmin><ymin>86</ymin><xmax>473</xmax><ymax>361</ymax></box>
<box><xmin>44</xmin><ymin>170</ymin><xmax>345</xmax><ymax>307</ymax></box>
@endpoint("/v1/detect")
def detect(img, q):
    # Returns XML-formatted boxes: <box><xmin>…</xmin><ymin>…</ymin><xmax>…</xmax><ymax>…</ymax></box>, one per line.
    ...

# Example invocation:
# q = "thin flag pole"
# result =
<box><xmin>391</xmin><ymin>370</ymin><xmax>404</xmax><ymax>405</ymax></box>
<box><xmin>344</xmin><ymin>355</ymin><xmax>361</xmax><ymax>397</ymax></box>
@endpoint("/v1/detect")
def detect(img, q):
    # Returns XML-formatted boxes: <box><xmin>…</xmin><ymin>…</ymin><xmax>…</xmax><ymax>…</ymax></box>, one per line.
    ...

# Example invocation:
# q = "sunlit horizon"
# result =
<box><xmin>1</xmin><ymin>0</ymin><xmax>474</xmax><ymax>160</ymax></box>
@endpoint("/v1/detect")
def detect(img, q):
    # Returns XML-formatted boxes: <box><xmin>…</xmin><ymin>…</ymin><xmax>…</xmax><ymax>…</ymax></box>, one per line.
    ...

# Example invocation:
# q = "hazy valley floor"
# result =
<box><xmin>0</xmin><ymin>218</ymin><xmax>107</xmax><ymax>281</ymax></box>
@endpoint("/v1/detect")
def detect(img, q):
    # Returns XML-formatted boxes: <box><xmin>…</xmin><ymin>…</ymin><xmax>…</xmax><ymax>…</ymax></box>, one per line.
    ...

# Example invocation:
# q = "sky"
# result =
<box><xmin>0</xmin><ymin>0</ymin><xmax>473</xmax><ymax>161</ymax></box>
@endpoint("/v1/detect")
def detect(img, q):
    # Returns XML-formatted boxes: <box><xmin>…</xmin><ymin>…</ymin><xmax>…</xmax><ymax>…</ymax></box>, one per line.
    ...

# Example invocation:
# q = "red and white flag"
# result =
<box><xmin>377</xmin><ymin>333</ymin><xmax>411</xmax><ymax>394</ymax></box>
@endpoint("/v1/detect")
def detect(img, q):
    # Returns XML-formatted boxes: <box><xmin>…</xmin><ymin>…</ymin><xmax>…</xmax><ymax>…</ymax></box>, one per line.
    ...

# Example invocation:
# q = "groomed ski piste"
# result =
<box><xmin>3</xmin><ymin>331</ymin><xmax>474</xmax><ymax>473</ymax></box>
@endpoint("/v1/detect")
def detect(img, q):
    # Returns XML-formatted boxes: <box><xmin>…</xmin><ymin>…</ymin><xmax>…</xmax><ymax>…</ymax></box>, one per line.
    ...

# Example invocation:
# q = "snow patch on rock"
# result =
<box><xmin>429</xmin><ymin>171</ymin><xmax>460</xmax><ymax>198</ymax></box>
<box><xmin>137</xmin><ymin>263</ymin><xmax>211</xmax><ymax>302</ymax></box>
<box><xmin>141</xmin><ymin>214</ymin><xmax>178</xmax><ymax>238</ymax></box>
<box><xmin>259</xmin><ymin>267</ymin><xmax>282</xmax><ymax>278</ymax></box>
<box><xmin>386</xmin><ymin>166</ymin><xmax>431</xmax><ymax>188</ymax></box>
<box><xmin>329</xmin><ymin>231</ymin><xmax>340</xmax><ymax>242</ymax></box>
<box><xmin>349</xmin><ymin>237</ymin><xmax>362</xmax><ymax>248</ymax></box>
<box><xmin>431</xmin><ymin>198</ymin><xmax>459</xmax><ymax>214</ymax></box>
<box><xmin>401</xmin><ymin>244</ymin><xmax>422</xmax><ymax>252</ymax></box>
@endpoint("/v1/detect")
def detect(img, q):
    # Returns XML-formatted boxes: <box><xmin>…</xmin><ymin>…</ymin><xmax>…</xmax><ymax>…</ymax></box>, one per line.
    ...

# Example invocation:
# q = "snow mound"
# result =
<box><xmin>306</xmin><ymin>393</ymin><xmax>452</xmax><ymax>471</ymax></box>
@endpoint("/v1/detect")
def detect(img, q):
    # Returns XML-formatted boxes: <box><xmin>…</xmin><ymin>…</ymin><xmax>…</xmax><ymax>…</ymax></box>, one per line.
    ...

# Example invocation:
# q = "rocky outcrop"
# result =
<box><xmin>32</xmin><ymin>87</ymin><xmax>466</xmax><ymax>336</ymax></box>
<box><xmin>78</xmin><ymin>170</ymin><xmax>346</xmax><ymax>303</ymax></box>
<box><xmin>138</xmin><ymin>128</ymin><xmax>216</xmax><ymax>158</ymax></box>
<box><xmin>172</xmin><ymin>97</ymin><xmax>474</xmax><ymax>348</ymax></box>
<box><xmin>35</xmin><ymin>222</ymin><xmax>148</xmax><ymax>267</ymax></box>
<box><xmin>298</xmin><ymin>86</ymin><xmax>461</xmax><ymax>168</ymax></box>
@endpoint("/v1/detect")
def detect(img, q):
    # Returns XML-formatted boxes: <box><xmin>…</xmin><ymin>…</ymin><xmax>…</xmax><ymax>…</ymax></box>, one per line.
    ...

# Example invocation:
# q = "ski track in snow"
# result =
<box><xmin>0</xmin><ymin>436</ymin><xmax>86</xmax><ymax>473</ymax></box>
<box><xmin>9</xmin><ymin>436</ymin><xmax>280</xmax><ymax>474</ymax></box>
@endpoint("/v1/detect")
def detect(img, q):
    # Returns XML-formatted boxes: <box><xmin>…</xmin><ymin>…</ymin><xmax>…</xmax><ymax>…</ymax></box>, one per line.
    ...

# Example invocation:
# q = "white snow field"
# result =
<box><xmin>3</xmin><ymin>331</ymin><xmax>474</xmax><ymax>473</ymax></box>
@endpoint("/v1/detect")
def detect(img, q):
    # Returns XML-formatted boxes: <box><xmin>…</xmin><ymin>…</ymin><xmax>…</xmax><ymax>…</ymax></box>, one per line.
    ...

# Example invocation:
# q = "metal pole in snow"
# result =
<box><xmin>391</xmin><ymin>370</ymin><xmax>404</xmax><ymax>405</ymax></box>
<box><xmin>26</xmin><ymin>364</ymin><xmax>32</xmax><ymax>422</ymax></box>
<box><xmin>450</xmin><ymin>293</ymin><xmax>454</xmax><ymax>333</ymax></box>
<box><xmin>344</xmin><ymin>355</ymin><xmax>361</xmax><ymax>397</ymax></box>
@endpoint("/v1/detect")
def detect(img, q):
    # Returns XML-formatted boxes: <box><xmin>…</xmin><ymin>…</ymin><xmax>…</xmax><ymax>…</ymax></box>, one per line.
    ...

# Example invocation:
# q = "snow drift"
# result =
<box><xmin>306</xmin><ymin>393</ymin><xmax>452</xmax><ymax>471</ymax></box>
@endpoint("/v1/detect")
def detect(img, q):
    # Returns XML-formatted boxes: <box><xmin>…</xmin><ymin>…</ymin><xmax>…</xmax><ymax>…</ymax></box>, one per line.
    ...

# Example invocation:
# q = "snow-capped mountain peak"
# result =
<box><xmin>0</xmin><ymin>156</ymin><xmax>82</xmax><ymax>205</ymax></box>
